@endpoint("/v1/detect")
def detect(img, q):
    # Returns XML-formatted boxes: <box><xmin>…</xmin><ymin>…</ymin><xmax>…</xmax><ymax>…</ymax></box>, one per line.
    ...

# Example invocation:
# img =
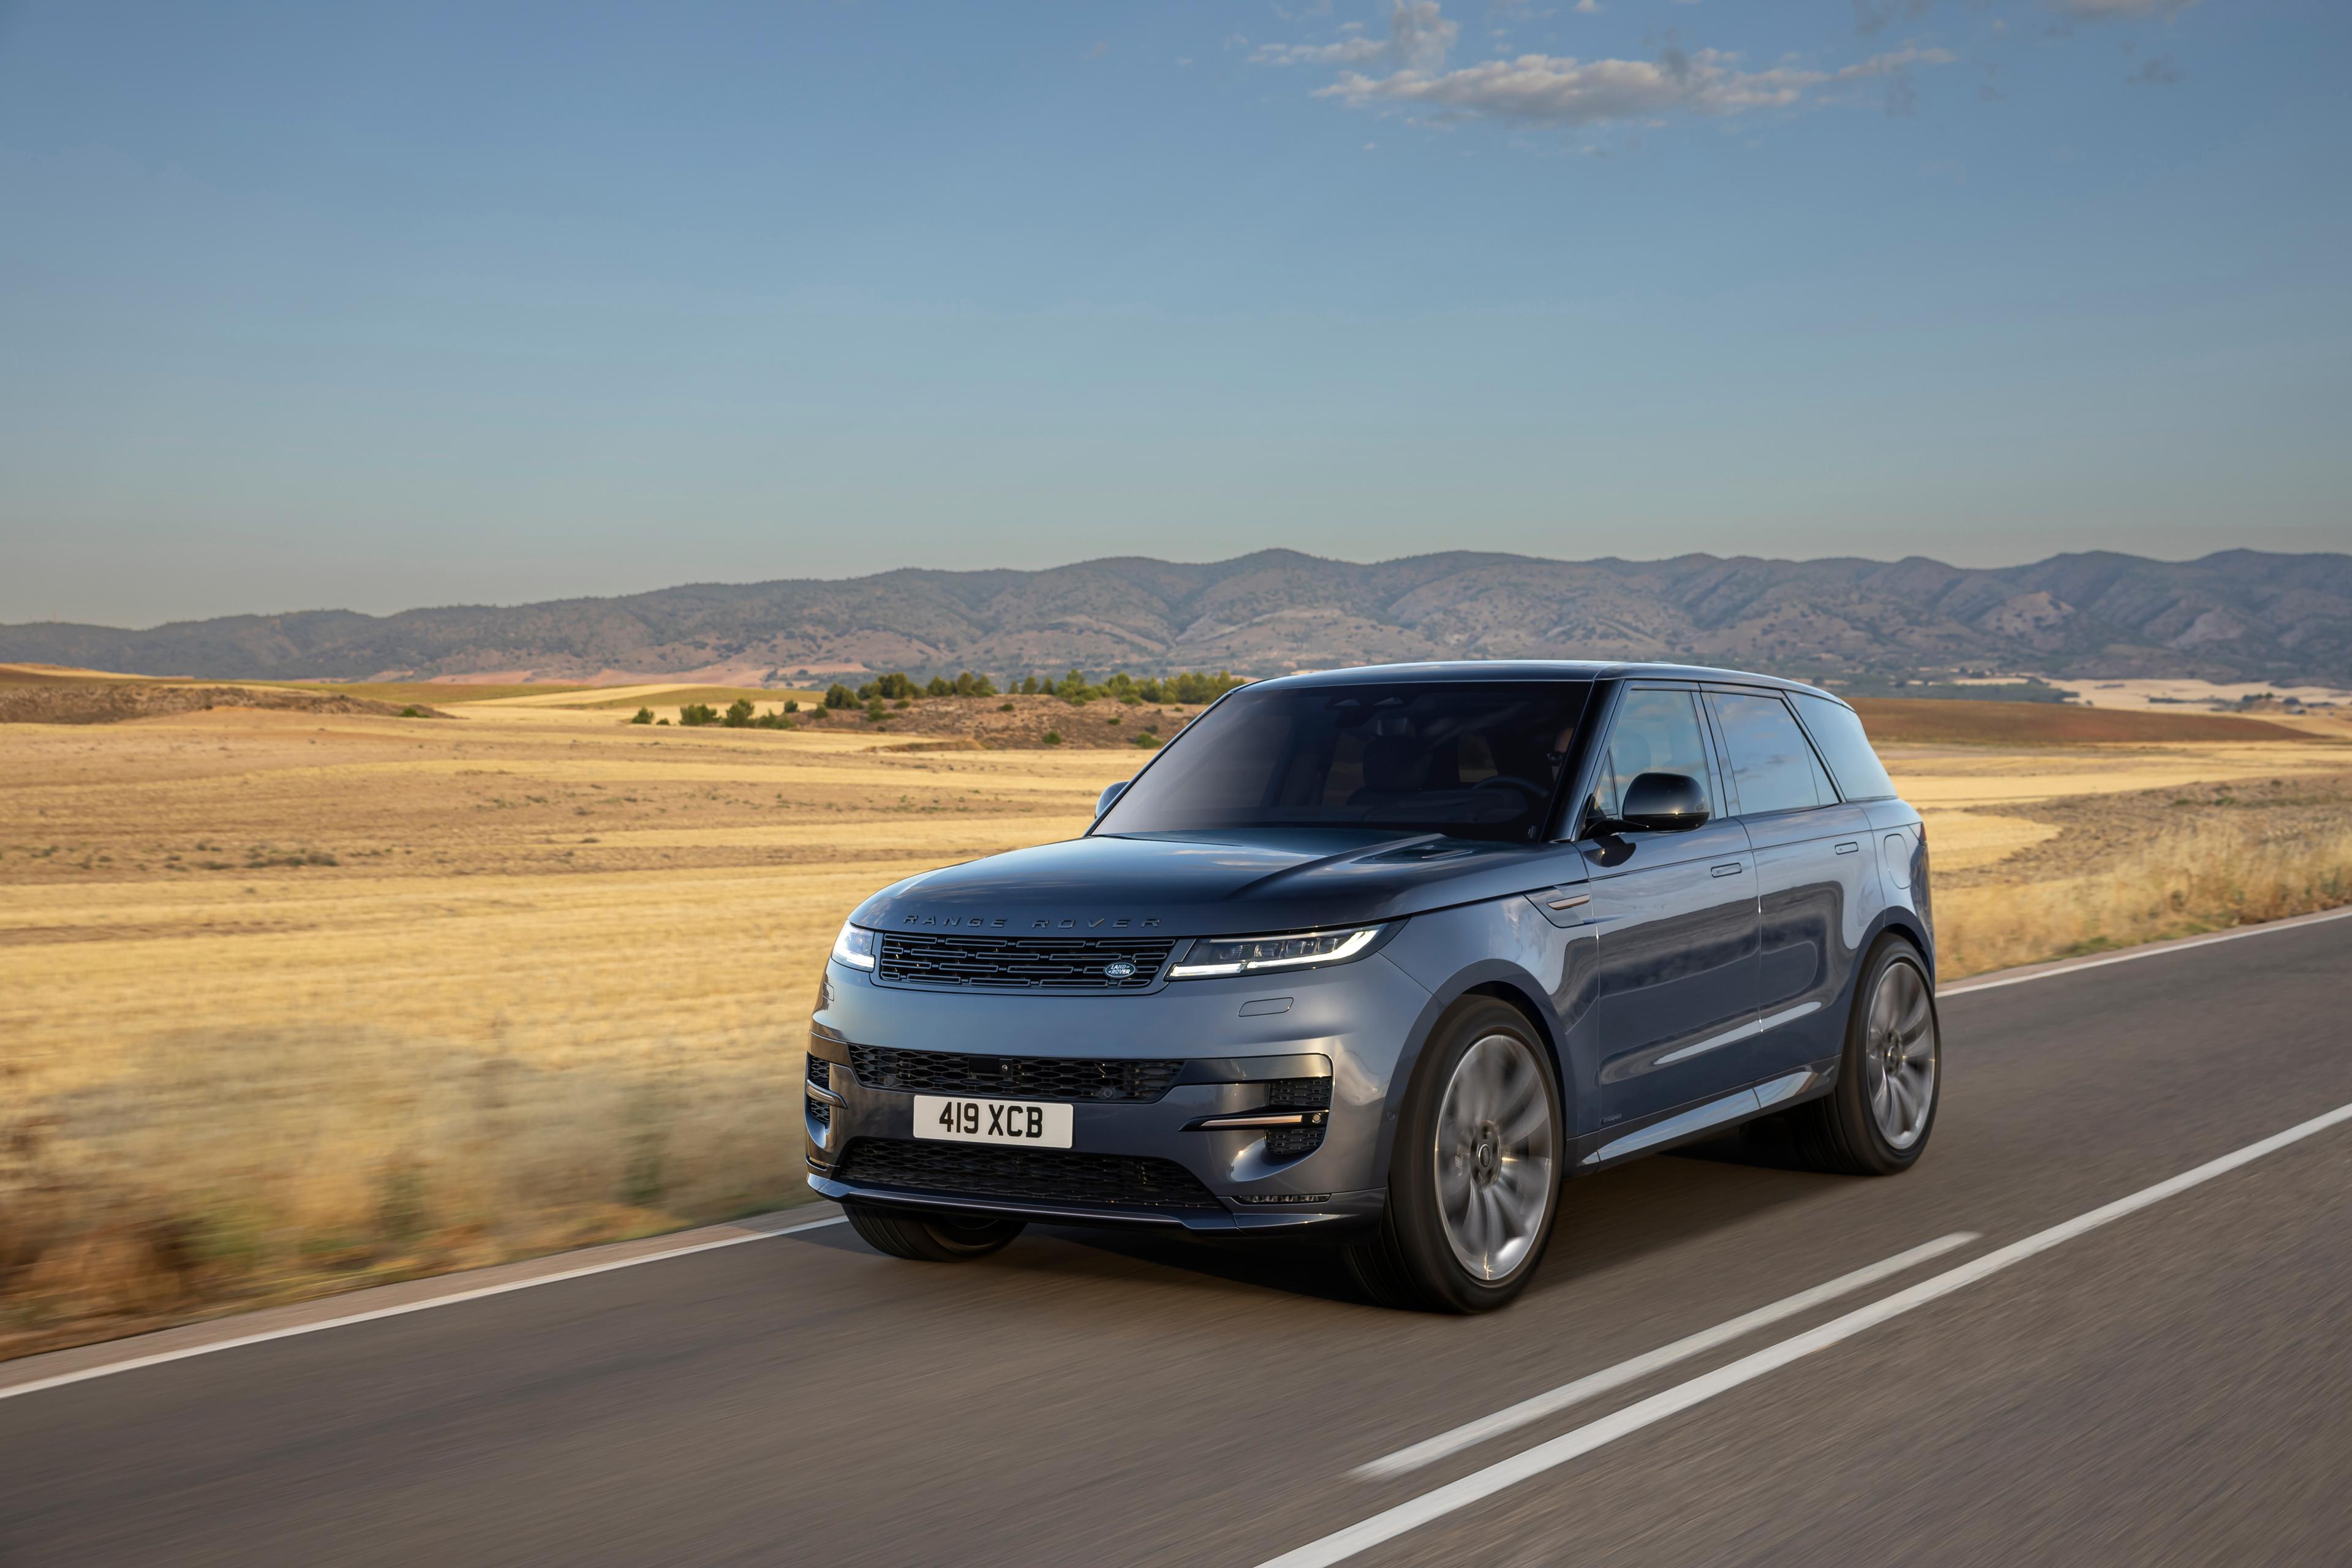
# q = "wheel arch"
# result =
<box><xmin>1370</xmin><ymin>960</ymin><xmax>1574</xmax><ymax>1191</ymax></box>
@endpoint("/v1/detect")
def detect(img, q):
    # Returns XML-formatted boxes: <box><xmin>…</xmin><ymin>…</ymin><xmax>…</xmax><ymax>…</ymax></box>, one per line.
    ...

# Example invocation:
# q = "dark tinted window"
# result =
<box><xmin>1095</xmin><ymin>681</ymin><xmax>1593</xmax><ymax>843</ymax></box>
<box><xmin>1712</xmin><ymin>692</ymin><xmax>1830</xmax><ymax>816</ymax></box>
<box><xmin>1588</xmin><ymin>688</ymin><xmax>1713</xmax><ymax>827</ymax></box>
<box><xmin>1793</xmin><ymin>694</ymin><xmax>1898</xmax><ymax>801</ymax></box>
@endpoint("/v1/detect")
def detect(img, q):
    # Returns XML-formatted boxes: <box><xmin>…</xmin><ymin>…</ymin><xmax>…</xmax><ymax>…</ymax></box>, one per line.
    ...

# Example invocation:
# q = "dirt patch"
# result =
<box><xmin>0</xmin><ymin>682</ymin><xmax>449</xmax><ymax>725</ymax></box>
<box><xmin>1851</xmin><ymin>698</ymin><xmax>2315</xmax><ymax>746</ymax></box>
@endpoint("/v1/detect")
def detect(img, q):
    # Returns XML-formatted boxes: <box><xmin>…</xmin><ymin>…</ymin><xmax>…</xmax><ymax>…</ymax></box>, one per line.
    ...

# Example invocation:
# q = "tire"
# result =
<box><xmin>1781</xmin><ymin>935</ymin><xmax>1940</xmax><ymax>1175</ymax></box>
<box><xmin>1347</xmin><ymin>997</ymin><xmax>1564</xmax><ymax>1313</ymax></box>
<box><xmin>845</xmin><ymin>1202</ymin><xmax>1026</xmax><ymax>1262</ymax></box>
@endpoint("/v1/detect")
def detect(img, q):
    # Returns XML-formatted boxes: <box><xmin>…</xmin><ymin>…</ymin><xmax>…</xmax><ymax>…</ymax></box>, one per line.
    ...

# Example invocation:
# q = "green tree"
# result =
<box><xmin>1020</xmin><ymin>675</ymin><xmax>1040</xmax><ymax>695</ymax></box>
<box><xmin>1042</xmin><ymin>730</ymin><xmax>1062</xmax><ymax>746</ymax></box>
<box><xmin>824</xmin><ymin>684</ymin><xmax>856</xmax><ymax>709</ymax></box>
<box><xmin>783</xmin><ymin>699</ymin><xmax>799</xmax><ymax>713</ymax></box>
<box><xmin>722</xmin><ymin>698</ymin><xmax>755</xmax><ymax>728</ymax></box>
<box><xmin>953</xmin><ymin>671</ymin><xmax>996</xmax><ymax>697</ymax></box>
<box><xmin>678</xmin><ymin>703</ymin><xmax>719</xmax><ymax>727</ymax></box>
<box><xmin>925</xmin><ymin>675</ymin><xmax>954</xmax><ymax>698</ymax></box>
<box><xmin>1055</xmin><ymin>668</ymin><xmax>1096</xmax><ymax>705</ymax></box>
<box><xmin>628</xmin><ymin>706</ymin><xmax>655</xmax><ymax>725</ymax></box>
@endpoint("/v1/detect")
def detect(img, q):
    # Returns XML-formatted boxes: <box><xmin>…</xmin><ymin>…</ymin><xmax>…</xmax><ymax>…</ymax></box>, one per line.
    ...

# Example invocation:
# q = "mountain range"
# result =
<box><xmin>6</xmin><ymin>549</ymin><xmax>2349</xmax><ymax>687</ymax></box>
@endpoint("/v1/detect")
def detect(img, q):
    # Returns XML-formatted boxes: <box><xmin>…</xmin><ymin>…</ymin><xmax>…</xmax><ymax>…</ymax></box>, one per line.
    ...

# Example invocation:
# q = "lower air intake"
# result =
<box><xmin>835</xmin><ymin>1138</ymin><xmax>1221</xmax><ymax>1212</ymax></box>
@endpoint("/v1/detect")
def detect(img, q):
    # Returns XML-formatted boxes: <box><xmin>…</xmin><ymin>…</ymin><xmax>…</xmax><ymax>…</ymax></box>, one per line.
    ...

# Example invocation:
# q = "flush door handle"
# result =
<box><xmin>1710</xmin><ymin>862</ymin><xmax>1744</xmax><ymax>878</ymax></box>
<box><xmin>1834</xmin><ymin>841</ymin><xmax>1861</xmax><ymax>855</ymax></box>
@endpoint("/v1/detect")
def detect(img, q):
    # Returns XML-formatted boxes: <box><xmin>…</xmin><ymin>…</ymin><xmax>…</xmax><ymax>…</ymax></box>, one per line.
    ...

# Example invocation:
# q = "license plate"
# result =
<box><xmin>914</xmin><ymin>1095</ymin><xmax>1074</xmax><ymax>1148</ymax></box>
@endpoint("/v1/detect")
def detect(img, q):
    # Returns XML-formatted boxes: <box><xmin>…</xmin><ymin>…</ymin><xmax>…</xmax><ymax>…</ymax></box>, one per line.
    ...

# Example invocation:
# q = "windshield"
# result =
<box><xmin>1095</xmin><ymin>680</ymin><xmax>1594</xmax><ymax>843</ymax></box>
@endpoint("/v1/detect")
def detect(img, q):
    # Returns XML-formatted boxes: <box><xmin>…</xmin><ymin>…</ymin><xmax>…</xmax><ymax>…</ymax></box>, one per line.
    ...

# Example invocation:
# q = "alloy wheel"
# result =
<box><xmin>1432</xmin><ymin>1032</ymin><xmax>1555</xmax><ymax>1281</ymax></box>
<box><xmin>1863</xmin><ymin>959</ymin><xmax>1937</xmax><ymax>1150</ymax></box>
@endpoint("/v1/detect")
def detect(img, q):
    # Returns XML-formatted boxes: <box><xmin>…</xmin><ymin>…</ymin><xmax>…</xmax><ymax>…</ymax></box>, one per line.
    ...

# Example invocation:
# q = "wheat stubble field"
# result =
<box><xmin>4</xmin><ymin>690</ymin><xmax>2350</xmax><ymax>1357</ymax></box>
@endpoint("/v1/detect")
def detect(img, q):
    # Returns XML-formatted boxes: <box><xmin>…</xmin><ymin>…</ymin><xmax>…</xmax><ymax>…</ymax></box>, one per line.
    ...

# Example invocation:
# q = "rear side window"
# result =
<box><xmin>1711</xmin><ymin>692</ymin><xmax>1830</xmax><ymax>816</ymax></box>
<box><xmin>1590</xmin><ymin>688</ymin><xmax>1713</xmax><ymax>825</ymax></box>
<box><xmin>1792</xmin><ymin>695</ymin><xmax>1898</xmax><ymax>801</ymax></box>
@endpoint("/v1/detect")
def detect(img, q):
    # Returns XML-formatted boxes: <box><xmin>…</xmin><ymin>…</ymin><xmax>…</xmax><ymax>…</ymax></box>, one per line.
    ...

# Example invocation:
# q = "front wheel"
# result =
<box><xmin>1781</xmin><ymin>936</ymin><xmax>1940</xmax><ymax>1175</ymax></box>
<box><xmin>845</xmin><ymin>1203</ymin><xmax>1026</xmax><ymax>1262</ymax></box>
<box><xmin>1348</xmin><ymin>997</ymin><xmax>1562</xmax><ymax>1313</ymax></box>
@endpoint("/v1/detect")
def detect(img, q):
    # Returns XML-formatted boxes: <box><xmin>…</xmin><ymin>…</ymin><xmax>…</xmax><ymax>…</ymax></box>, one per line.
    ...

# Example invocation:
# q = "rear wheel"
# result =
<box><xmin>1781</xmin><ymin>936</ymin><xmax>1940</xmax><ymax>1175</ymax></box>
<box><xmin>844</xmin><ymin>1203</ymin><xmax>1026</xmax><ymax>1262</ymax></box>
<box><xmin>1348</xmin><ymin>997</ymin><xmax>1562</xmax><ymax>1313</ymax></box>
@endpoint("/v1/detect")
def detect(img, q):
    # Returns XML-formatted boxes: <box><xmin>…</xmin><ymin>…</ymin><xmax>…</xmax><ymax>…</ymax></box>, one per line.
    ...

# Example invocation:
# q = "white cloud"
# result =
<box><xmin>1836</xmin><ymin>45</ymin><xmax>1956</xmax><ymax>77</ymax></box>
<box><xmin>1317</xmin><ymin>47</ymin><xmax>1834</xmax><ymax>125</ymax></box>
<box><xmin>1254</xmin><ymin>1</ymin><xmax>1459</xmax><ymax>71</ymax></box>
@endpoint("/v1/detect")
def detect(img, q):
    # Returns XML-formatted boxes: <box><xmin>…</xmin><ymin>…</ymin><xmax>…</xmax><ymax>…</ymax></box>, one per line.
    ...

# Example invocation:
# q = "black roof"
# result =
<box><xmin>1254</xmin><ymin>660</ymin><xmax>1842</xmax><ymax>704</ymax></box>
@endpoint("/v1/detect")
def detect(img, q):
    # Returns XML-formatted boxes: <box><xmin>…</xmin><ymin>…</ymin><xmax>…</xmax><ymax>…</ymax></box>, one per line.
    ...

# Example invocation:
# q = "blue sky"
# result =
<box><xmin>2</xmin><ymin>0</ymin><xmax>2345</xmax><ymax>625</ymax></box>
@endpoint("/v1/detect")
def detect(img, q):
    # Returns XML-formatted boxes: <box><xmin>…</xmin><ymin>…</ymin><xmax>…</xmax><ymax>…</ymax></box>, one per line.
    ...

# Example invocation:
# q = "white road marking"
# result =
<box><xmin>1941</xmin><ymin>904</ymin><xmax>2352</xmax><ymax>997</ymax></box>
<box><xmin>1259</xmin><ymin>1098</ymin><xmax>2352</xmax><ymax>1568</ymax></box>
<box><xmin>0</xmin><ymin>1214</ymin><xmax>847</xmax><ymax>1403</ymax></box>
<box><xmin>1352</xmin><ymin>1231</ymin><xmax>1979</xmax><ymax>1479</ymax></box>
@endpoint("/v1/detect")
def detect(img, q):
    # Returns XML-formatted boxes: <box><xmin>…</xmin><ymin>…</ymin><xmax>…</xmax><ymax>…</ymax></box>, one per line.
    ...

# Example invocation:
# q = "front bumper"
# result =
<box><xmin>803</xmin><ymin>951</ymin><xmax>1431</xmax><ymax>1234</ymax></box>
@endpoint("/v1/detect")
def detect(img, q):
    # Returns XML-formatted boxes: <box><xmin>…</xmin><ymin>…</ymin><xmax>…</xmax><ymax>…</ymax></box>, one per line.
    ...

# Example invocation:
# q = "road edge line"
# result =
<box><xmin>1941</xmin><ymin>904</ymin><xmax>2352</xmax><ymax>997</ymax></box>
<box><xmin>0</xmin><ymin>1212</ymin><xmax>847</xmax><ymax>1403</ymax></box>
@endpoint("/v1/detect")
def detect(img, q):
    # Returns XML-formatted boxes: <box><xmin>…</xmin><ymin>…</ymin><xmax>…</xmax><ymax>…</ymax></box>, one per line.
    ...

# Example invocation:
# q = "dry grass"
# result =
<box><xmin>0</xmin><ymin>703</ymin><xmax>1131</xmax><ymax>1357</ymax></box>
<box><xmin>1850</xmin><ymin>697</ymin><xmax>2314</xmax><ymax>745</ymax></box>
<box><xmin>2</xmin><ymin>698</ymin><xmax>2347</xmax><ymax>1357</ymax></box>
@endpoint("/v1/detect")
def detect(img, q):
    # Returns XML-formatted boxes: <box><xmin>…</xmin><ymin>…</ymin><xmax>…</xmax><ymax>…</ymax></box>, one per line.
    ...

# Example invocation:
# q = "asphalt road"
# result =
<box><xmin>7</xmin><ymin>916</ymin><xmax>2351</xmax><ymax>1567</ymax></box>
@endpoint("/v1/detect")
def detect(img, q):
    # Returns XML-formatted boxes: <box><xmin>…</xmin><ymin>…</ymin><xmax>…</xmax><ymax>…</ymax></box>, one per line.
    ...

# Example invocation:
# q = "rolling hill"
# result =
<box><xmin>4</xmin><ymin>548</ymin><xmax>2348</xmax><ymax>687</ymax></box>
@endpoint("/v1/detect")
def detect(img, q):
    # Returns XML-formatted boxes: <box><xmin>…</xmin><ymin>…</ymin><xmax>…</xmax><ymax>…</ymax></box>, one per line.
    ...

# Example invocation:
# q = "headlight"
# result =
<box><xmin>831</xmin><ymin>921</ymin><xmax>878</xmax><ymax>971</ymax></box>
<box><xmin>1167</xmin><ymin>925</ymin><xmax>1384</xmax><ymax>979</ymax></box>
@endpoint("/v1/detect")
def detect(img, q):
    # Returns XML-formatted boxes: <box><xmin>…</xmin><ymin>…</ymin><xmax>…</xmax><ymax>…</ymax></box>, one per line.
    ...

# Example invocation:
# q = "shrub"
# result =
<box><xmin>655</xmin><ymin>718</ymin><xmax>670</xmax><ymax>725</ymax></box>
<box><xmin>999</xmin><ymin>702</ymin><xmax>1014</xmax><ymax>712</ymax></box>
<box><xmin>824</xmin><ymin>684</ymin><xmax>857</xmax><ymax>709</ymax></box>
<box><xmin>678</xmin><ymin>703</ymin><xmax>719</xmax><ymax>727</ymax></box>
<box><xmin>1133</xmin><ymin>732</ymin><xmax>1161</xmax><ymax>748</ymax></box>
<box><xmin>753</xmin><ymin>710</ymin><xmax>794</xmax><ymax>730</ymax></box>
<box><xmin>398</xmin><ymin>704</ymin><xmax>430</xmax><ymax>718</ymax></box>
<box><xmin>722</xmin><ymin>698</ymin><xmax>756</xmax><ymax>728</ymax></box>
<box><xmin>925</xmin><ymin>676</ymin><xmax>954</xmax><ymax>698</ymax></box>
<box><xmin>1055</xmin><ymin>668</ymin><xmax>1096</xmax><ymax>705</ymax></box>
<box><xmin>1042</xmin><ymin>730</ymin><xmax>1063</xmax><ymax>746</ymax></box>
<box><xmin>1020</xmin><ymin>676</ymin><xmax>1041</xmax><ymax>695</ymax></box>
<box><xmin>783</xmin><ymin>698</ymin><xmax>799</xmax><ymax>714</ymax></box>
<box><xmin>804</xmin><ymin>704</ymin><xmax>829</xmax><ymax>720</ymax></box>
<box><xmin>954</xmin><ymin>671</ymin><xmax>997</xmax><ymax>697</ymax></box>
<box><xmin>628</xmin><ymin>707</ymin><xmax>654</xmax><ymax>725</ymax></box>
<box><xmin>858</xmin><ymin>673</ymin><xmax>918</xmax><ymax>701</ymax></box>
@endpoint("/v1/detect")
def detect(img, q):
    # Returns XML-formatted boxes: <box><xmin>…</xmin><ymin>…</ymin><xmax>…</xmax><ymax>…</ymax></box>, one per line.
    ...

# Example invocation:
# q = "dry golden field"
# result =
<box><xmin>3</xmin><ymin>693</ymin><xmax>2349</xmax><ymax>1357</ymax></box>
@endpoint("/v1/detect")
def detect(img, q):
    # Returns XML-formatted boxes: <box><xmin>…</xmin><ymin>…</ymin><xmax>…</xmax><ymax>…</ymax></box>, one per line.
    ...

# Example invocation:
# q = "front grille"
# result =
<box><xmin>875</xmin><ymin>933</ymin><xmax>1176</xmax><ymax>990</ymax></box>
<box><xmin>849</xmin><ymin>1045</ymin><xmax>1183</xmax><ymax>1103</ymax></box>
<box><xmin>836</xmin><ymin>1138</ymin><xmax>1221</xmax><ymax>1212</ymax></box>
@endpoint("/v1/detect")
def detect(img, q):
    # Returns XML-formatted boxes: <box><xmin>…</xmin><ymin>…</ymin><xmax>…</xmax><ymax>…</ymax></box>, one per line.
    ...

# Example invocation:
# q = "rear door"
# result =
<box><xmin>1581</xmin><ymin>685</ymin><xmax>1763</xmax><ymax>1130</ymax></box>
<box><xmin>1706</xmin><ymin>687</ymin><xmax>1878</xmax><ymax>1079</ymax></box>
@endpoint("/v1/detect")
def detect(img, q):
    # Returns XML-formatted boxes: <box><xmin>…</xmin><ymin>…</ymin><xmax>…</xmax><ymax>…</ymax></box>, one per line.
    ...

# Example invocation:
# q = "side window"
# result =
<box><xmin>1792</xmin><ymin>694</ymin><xmax>1898</xmax><ymax>801</ymax></box>
<box><xmin>1589</xmin><ymin>689</ymin><xmax>1713</xmax><ymax>827</ymax></box>
<box><xmin>1711</xmin><ymin>693</ymin><xmax>1830</xmax><ymax>816</ymax></box>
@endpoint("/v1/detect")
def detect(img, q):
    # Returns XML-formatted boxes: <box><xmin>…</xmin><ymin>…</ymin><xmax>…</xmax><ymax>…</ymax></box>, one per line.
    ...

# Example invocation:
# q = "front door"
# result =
<box><xmin>1581</xmin><ymin>687</ymin><xmax>1762</xmax><ymax>1129</ymax></box>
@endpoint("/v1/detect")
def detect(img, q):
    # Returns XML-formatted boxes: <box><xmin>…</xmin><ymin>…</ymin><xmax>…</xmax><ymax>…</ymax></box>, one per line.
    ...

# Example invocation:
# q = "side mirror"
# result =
<box><xmin>1619</xmin><ymin>771</ymin><xmax>1709</xmax><ymax>832</ymax></box>
<box><xmin>1095</xmin><ymin>779</ymin><xmax>1131</xmax><ymax>819</ymax></box>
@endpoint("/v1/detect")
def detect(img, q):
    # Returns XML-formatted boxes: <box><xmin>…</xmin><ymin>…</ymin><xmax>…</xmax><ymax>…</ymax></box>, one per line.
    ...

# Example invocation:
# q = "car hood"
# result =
<box><xmin>850</xmin><ymin>829</ymin><xmax>1575</xmax><ymax>939</ymax></box>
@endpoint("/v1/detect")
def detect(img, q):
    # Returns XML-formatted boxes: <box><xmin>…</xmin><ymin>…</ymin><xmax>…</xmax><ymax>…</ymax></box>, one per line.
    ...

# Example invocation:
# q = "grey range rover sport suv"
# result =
<box><xmin>806</xmin><ymin>662</ymin><xmax>1937</xmax><ymax>1311</ymax></box>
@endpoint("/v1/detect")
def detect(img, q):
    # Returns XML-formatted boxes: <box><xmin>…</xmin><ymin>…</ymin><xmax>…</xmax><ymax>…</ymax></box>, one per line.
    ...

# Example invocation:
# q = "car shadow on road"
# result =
<box><xmin>1029</xmin><ymin>1137</ymin><xmax>1836</xmax><ymax>1309</ymax></box>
